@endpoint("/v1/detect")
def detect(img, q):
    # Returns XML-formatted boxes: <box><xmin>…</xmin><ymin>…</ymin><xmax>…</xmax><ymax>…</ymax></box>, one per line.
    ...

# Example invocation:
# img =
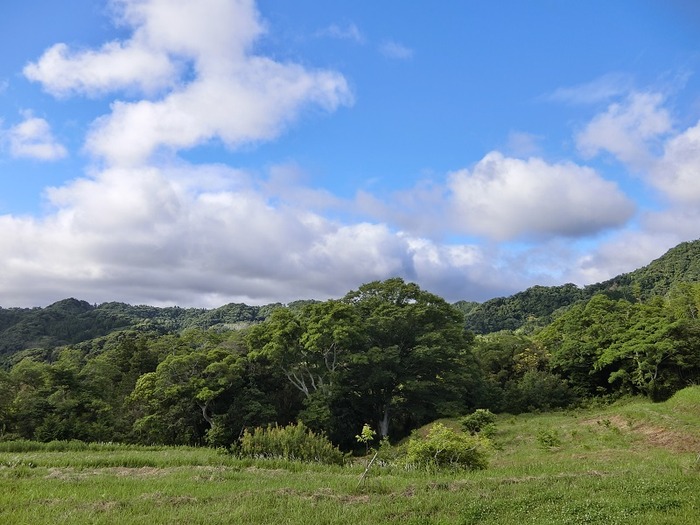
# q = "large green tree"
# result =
<box><xmin>246</xmin><ymin>278</ymin><xmax>477</xmax><ymax>442</ymax></box>
<box><xmin>341</xmin><ymin>278</ymin><xmax>476</xmax><ymax>438</ymax></box>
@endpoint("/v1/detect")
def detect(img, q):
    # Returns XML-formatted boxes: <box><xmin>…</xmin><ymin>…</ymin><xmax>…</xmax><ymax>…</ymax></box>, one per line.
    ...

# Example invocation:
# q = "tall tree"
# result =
<box><xmin>127</xmin><ymin>331</ymin><xmax>245</xmax><ymax>445</ymax></box>
<box><xmin>342</xmin><ymin>278</ymin><xmax>475</xmax><ymax>438</ymax></box>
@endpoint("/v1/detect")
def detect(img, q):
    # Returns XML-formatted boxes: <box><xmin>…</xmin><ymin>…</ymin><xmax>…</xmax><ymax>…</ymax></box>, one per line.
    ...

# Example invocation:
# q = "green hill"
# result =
<box><xmin>0</xmin><ymin>299</ymin><xmax>280</xmax><ymax>361</ymax></box>
<box><xmin>1</xmin><ymin>239</ymin><xmax>699</xmax><ymax>357</ymax></box>
<box><xmin>463</xmin><ymin>239</ymin><xmax>700</xmax><ymax>333</ymax></box>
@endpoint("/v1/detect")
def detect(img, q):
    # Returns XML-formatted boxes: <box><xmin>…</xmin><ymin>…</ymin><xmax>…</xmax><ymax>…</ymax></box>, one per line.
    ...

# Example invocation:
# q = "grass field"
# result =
<box><xmin>1</xmin><ymin>387</ymin><xmax>699</xmax><ymax>524</ymax></box>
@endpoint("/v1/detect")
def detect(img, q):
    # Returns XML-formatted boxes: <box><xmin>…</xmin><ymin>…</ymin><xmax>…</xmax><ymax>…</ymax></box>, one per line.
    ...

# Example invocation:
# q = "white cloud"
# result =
<box><xmin>86</xmin><ymin>59</ymin><xmax>351</xmax><ymax>165</ymax></box>
<box><xmin>379</xmin><ymin>40</ymin><xmax>413</xmax><ymax>60</ymax></box>
<box><xmin>317</xmin><ymin>23</ymin><xmax>364</xmax><ymax>44</ymax></box>
<box><xmin>548</xmin><ymin>73</ymin><xmax>633</xmax><ymax>104</ymax></box>
<box><xmin>25</xmin><ymin>0</ymin><xmax>353</xmax><ymax>166</ymax></box>
<box><xmin>6</xmin><ymin>113</ymin><xmax>67</xmax><ymax>161</ymax></box>
<box><xmin>23</xmin><ymin>41</ymin><xmax>177</xmax><ymax>98</ymax></box>
<box><xmin>576</xmin><ymin>92</ymin><xmax>672</xmax><ymax>169</ymax></box>
<box><xmin>651</xmin><ymin>120</ymin><xmax>700</xmax><ymax>203</ymax></box>
<box><xmin>446</xmin><ymin>152</ymin><xmax>635</xmax><ymax>240</ymax></box>
<box><xmin>7</xmin><ymin>7</ymin><xmax>700</xmax><ymax>311</ymax></box>
<box><xmin>0</xmin><ymin>161</ymin><xmax>502</xmax><ymax>307</ymax></box>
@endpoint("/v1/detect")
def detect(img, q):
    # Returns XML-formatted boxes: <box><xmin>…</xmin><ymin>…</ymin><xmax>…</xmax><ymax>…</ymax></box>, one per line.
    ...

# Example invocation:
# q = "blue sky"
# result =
<box><xmin>1</xmin><ymin>0</ymin><xmax>700</xmax><ymax>308</ymax></box>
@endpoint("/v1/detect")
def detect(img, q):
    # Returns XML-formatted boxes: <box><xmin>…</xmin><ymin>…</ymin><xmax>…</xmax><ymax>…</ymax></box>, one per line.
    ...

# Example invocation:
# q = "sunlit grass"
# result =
<box><xmin>1</xmin><ymin>387</ymin><xmax>698</xmax><ymax>524</ymax></box>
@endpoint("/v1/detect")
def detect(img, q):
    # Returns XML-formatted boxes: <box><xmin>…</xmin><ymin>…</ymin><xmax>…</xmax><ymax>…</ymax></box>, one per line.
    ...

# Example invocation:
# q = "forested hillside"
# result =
<box><xmin>463</xmin><ymin>240</ymin><xmax>700</xmax><ymax>333</ymax></box>
<box><xmin>0</xmin><ymin>299</ymin><xmax>283</xmax><ymax>362</ymax></box>
<box><xmin>0</xmin><ymin>240</ymin><xmax>698</xmax><ymax>449</ymax></box>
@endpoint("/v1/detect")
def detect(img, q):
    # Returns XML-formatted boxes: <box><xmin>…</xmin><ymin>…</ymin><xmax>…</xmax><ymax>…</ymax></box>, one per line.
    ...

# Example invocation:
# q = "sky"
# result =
<box><xmin>1</xmin><ymin>0</ymin><xmax>700</xmax><ymax>308</ymax></box>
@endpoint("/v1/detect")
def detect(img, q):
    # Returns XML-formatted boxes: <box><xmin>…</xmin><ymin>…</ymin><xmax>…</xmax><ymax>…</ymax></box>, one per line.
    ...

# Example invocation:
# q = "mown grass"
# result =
<box><xmin>1</xmin><ymin>387</ymin><xmax>699</xmax><ymax>524</ymax></box>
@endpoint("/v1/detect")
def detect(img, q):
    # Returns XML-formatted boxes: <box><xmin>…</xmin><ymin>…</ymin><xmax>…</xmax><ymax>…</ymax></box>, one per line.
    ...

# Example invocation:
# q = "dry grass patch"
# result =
<box><xmin>584</xmin><ymin>414</ymin><xmax>700</xmax><ymax>453</ymax></box>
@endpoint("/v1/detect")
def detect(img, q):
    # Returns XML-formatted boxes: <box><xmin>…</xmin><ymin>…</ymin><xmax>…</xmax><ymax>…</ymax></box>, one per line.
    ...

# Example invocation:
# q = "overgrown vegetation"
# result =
<box><xmin>405</xmin><ymin>422</ymin><xmax>490</xmax><ymax>470</ymax></box>
<box><xmin>0</xmin><ymin>242</ymin><xmax>699</xmax><ymax>455</ymax></box>
<box><xmin>236</xmin><ymin>422</ymin><xmax>345</xmax><ymax>465</ymax></box>
<box><xmin>461</xmin><ymin>408</ymin><xmax>496</xmax><ymax>436</ymax></box>
<box><xmin>0</xmin><ymin>389</ymin><xmax>698</xmax><ymax>524</ymax></box>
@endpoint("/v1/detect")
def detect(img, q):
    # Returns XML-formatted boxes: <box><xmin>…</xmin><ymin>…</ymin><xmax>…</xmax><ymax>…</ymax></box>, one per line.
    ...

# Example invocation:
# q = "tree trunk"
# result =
<box><xmin>378</xmin><ymin>406</ymin><xmax>390</xmax><ymax>438</ymax></box>
<box><xmin>197</xmin><ymin>400</ymin><xmax>213</xmax><ymax>428</ymax></box>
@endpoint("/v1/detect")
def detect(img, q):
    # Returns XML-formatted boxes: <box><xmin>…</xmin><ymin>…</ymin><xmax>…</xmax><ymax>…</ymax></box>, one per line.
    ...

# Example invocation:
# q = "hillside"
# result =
<box><xmin>0</xmin><ymin>299</ymin><xmax>280</xmax><ymax>361</ymax></box>
<box><xmin>1</xmin><ymin>239</ymin><xmax>698</xmax><ymax>356</ymax></box>
<box><xmin>1</xmin><ymin>387</ymin><xmax>698</xmax><ymax>524</ymax></box>
<box><xmin>463</xmin><ymin>239</ymin><xmax>700</xmax><ymax>333</ymax></box>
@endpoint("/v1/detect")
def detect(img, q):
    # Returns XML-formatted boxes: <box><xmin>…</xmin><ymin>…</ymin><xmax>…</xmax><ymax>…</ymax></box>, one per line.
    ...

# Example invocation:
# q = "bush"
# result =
<box><xmin>461</xmin><ymin>409</ymin><xmax>496</xmax><ymax>435</ymax></box>
<box><xmin>406</xmin><ymin>423</ymin><xmax>489</xmax><ymax>471</ymax></box>
<box><xmin>237</xmin><ymin>422</ymin><xmax>345</xmax><ymax>465</ymax></box>
<box><xmin>536</xmin><ymin>428</ymin><xmax>562</xmax><ymax>449</ymax></box>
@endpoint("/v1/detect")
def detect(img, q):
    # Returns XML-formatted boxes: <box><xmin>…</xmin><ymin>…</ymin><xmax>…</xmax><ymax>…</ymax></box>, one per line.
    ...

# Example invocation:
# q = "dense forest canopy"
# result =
<box><xmin>0</xmin><ymin>240</ymin><xmax>699</xmax><ymax>449</ymax></box>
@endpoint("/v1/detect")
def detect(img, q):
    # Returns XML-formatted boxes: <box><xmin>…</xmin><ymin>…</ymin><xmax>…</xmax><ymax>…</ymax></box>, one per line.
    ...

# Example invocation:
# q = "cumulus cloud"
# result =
<box><xmin>23</xmin><ymin>41</ymin><xmax>176</xmax><ymax>98</ymax></box>
<box><xmin>576</xmin><ymin>92</ymin><xmax>672</xmax><ymax>169</ymax></box>
<box><xmin>6</xmin><ymin>3</ymin><xmax>699</xmax><ymax>311</ymax></box>
<box><xmin>651</xmin><ymin>120</ymin><xmax>700</xmax><ymax>203</ymax></box>
<box><xmin>446</xmin><ymin>152</ymin><xmax>635</xmax><ymax>240</ymax></box>
<box><xmin>6</xmin><ymin>113</ymin><xmax>67</xmax><ymax>160</ymax></box>
<box><xmin>25</xmin><ymin>0</ymin><xmax>353</xmax><ymax>166</ymax></box>
<box><xmin>0</xmin><ymin>161</ymin><xmax>510</xmax><ymax>307</ymax></box>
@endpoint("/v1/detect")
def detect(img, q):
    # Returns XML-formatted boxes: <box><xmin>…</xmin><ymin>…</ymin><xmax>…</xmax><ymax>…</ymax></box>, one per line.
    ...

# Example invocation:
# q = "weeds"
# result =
<box><xmin>0</xmin><ymin>388</ymin><xmax>698</xmax><ymax>524</ymax></box>
<box><xmin>236</xmin><ymin>422</ymin><xmax>346</xmax><ymax>465</ymax></box>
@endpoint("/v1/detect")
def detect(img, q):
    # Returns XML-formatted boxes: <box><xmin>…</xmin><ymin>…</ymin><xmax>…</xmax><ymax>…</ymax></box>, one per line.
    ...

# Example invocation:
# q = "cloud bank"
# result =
<box><xmin>0</xmin><ymin>2</ymin><xmax>699</xmax><ymax>309</ymax></box>
<box><xmin>26</xmin><ymin>0</ymin><xmax>352</xmax><ymax>166</ymax></box>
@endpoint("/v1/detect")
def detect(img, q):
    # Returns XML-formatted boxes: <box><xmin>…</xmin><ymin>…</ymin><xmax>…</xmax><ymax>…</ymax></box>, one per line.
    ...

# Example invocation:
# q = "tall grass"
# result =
<box><xmin>0</xmin><ymin>387</ymin><xmax>698</xmax><ymax>524</ymax></box>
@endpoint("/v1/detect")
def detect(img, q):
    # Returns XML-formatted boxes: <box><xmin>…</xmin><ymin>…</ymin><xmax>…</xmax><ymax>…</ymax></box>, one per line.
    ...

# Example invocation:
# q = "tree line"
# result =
<box><xmin>1</xmin><ymin>277</ymin><xmax>699</xmax><ymax>450</ymax></box>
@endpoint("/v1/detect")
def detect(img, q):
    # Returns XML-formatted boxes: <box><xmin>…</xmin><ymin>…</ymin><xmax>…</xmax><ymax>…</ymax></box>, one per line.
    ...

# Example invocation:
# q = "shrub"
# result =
<box><xmin>406</xmin><ymin>423</ymin><xmax>489</xmax><ymax>471</ymax></box>
<box><xmin>461</xmin><ymin>409</ymin><xmax>496</xmax><ymax>435</ymax></box>
<box><xmin>237</xmin><ymin>422</ymin><xmax>345</xmax><ymax>465</ymax></box>
<box><xmin>536</xmin><ymin>428</ymin><xmax>562</xmax><ymax>449</ymax></box>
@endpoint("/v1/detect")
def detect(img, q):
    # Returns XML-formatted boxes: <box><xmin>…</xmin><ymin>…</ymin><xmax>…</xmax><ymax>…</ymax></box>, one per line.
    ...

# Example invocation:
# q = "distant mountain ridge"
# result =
<box><xmin>1</xmin><ymin>239</ymin><xmax>699</xmax><ymax>357</ymax></box>
<box><xmin>461</xmin><ymin>239</ymin><xmax>700</xmax><ymax>333</ymax></box>
<box><xmin>0</xmin><ymin>299</ymin><xmax>282</xmax><ymax>359</ymax></box>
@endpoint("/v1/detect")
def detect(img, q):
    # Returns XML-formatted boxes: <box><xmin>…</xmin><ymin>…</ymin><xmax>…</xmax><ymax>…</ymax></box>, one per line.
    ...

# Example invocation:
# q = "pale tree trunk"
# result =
<box><xmin>378</xmin><ymin>406</ymin><xmax>390</xmax><ymax>438</ymax></box>
<box><xmin>197</xmin><ymin>399</ymin><xmax>213</xmax><ymax>428</ymax></box>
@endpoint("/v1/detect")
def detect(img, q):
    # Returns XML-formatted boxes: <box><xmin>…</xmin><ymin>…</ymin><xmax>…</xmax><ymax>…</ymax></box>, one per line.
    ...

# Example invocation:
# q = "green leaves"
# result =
<box><xmin>536</xmin><ymin>292</ymin><xmax>700</xmax><ymax>401</ymax></box>
<box><xmin>245</xmin><ymin>278</ymin><xmax>476</xmax><ymax>442</ymax></box>
<box><xmin>406</xmin><ymin>423</ymin><xmax>489</xmax><ymax>470</ymax></box>
<box><xmin>237</xmin><ymin>422</ymin><xmax>345</xmax><ymax>465</ymax></box>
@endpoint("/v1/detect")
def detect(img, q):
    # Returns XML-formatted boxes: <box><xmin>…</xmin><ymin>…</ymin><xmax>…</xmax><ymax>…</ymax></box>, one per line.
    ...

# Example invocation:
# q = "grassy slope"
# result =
<box><xmin>1</xmin><ymin>387</ymin><xmax>699</xmax><ymax>525</ymax></box>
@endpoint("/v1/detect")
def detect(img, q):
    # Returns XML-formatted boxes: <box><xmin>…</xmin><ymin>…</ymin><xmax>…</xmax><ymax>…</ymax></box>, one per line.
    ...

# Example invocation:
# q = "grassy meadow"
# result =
<box><xmin>1</xmin><ymin>387</ymin><xmax>699</xmax><ymax>525</ymax></box>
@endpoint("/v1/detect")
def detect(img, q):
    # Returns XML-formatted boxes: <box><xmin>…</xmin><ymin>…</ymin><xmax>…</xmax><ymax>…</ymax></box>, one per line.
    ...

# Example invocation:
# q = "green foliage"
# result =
<box><xmin>463</xmin><ymin>284</ymin><xmax>586</xmax><ymax>334</ymax></box>
<box><xmin>537</xmin><ymin>292</ymin><xmax>700</xmax><ymax>401</ymax></box>
<box><xmin>3</xmin><ymin>242</ymin><xmax>700</xmax><ymax>452</ymax></box>
<box><xmin>472</xmin><ymin>332</ymin><xmax>576</xmax><ymax>413</ymax></box>
<box><xmin>355</xmin><ymin>423</ymin><xmax>376</xmax><ymax>454</ymax></box>
<box><xmin>237</xmin><ymin>422</ymin><xmax>345</xmax><ymax>465</ymax></box>
<box><xmin>0</xmin><ymin>299</ymin><xmax>279</xmax><ymax>362</ymax></box>
<box><xmin>461</xmin><ymin>409</ymin><xmax>496</xmax><ymax>434</ymax></box>
<box><xmin>246</xmin><ymin>278</ymin><xmax>477</xmax><ymax>445</ymax></box>
<box><xmin>536</xmin><ymin>428</ymin><xmax>562</xmax><ymax>449</ymax></box>
<box><xmin>405</xmin><ymin>422</ymin><xmax>489</xmax><ymax>470</ymax></box>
